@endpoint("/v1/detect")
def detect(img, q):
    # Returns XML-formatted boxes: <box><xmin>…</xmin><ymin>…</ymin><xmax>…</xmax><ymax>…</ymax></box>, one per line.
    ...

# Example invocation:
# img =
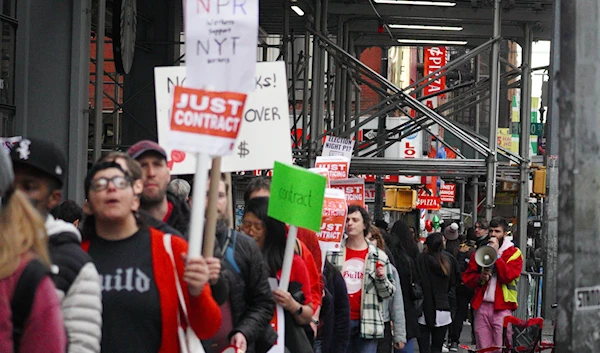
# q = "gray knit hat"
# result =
<box><xmin>0</xmin><ymin>150</ymin><xmax>14</xmax><ymax>199</ymax></box>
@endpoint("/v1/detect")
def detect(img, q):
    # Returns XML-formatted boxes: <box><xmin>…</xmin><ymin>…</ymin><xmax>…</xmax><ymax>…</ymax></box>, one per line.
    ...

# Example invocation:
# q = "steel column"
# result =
<box><xmin>485</xmin><ymin>0</ymin><xmax>502</xmax><ymax>221</ymax></box>
<box><xmin>518</xmin><ymin>23</ymin><xmax>533</xmax><ymax>260</ymax></box>
<box><xmin>308</xmin><ymin>0</ymin><xmax>322</xmax><ymax>166</ymax></box>
<box><xmin>93</xmin><ymin>0</ymin><xmax>106</xmax><ymax>162</ymax></box>
<box><xmin>302</xmin><ymin>31</ymin><xmax>310</xmax><ymax>151</ymax></box>
<box><xmin>542</xmin><ymin>0</ymin><xmax>559</xmax><ymax>319</ymax></box>
<box><xmin>557</xmin><ymin>1</ymin><xmax>600</xmax><ymax>351</ymax></box>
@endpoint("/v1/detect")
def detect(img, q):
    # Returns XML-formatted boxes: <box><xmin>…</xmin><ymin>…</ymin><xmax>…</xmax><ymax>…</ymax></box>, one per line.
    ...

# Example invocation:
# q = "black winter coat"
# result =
<box><xmin>320</xmin><ymin>261</ymin><xmax>350</xmax><ymax>353</ymax></box>
<box><xmin>165</xmin><ymin>191</ymin><xmax>190</xmax><ymax>238</ymax></box>
<box><xmin>216</xmin><ymin>230</ymin><xmax>277</xmax><ymax>353</ymax></box>
<box><xmin>396</xmin><ymin>250</ymin><xmax>421</xmax><ymax>340</ymax></box>
<box><xmin>416</xmin><ymin>251</ymin><xmax>457</xmax><ymax>329</ymax></box>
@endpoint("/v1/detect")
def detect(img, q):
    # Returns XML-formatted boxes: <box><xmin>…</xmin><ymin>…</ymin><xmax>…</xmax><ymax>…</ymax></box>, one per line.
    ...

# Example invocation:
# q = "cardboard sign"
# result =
<box><xmin>267</xmin><ymin>278</ymin><xmax>285</xmax><ymax>353</ymax></box>
<box><xmin>155</xmin><ymin>62</ymin><xmax>292</xmax><ymax>174</ymax></box>
<box><xmin>322</xmin><ymin>135</ymin><xmax>354</xmax><ymax>158</ymax></box>
<box><xmin>268</xmin><ymin>162</ymin><xmax>326</xmax><ymax>232</ymax></box>
<box><xmin>309</xmin><ymin>167</ymin><xmax>330</xmax><ymax>188</ymax></box>
<box><xmin>317</xmin><ymin>188</ymin><xmax>347</xmax><ymax>251</ymax></box>
<box><xmin>416</xmin><ymin>189</ymin><xmax>441</xmax><ymax>210</ymax></box>
<box><xmin>331</xmin><ymin>178</ymin><xmax>366</xmax><ymax>208</ymax></box>
<box><xmin>440</xmin><ymin>183</ymin><xmax>456</xmax><ymax>203</ymax></box>
<box><xmin>315</xmin><ymin>156</ymin><xmax>350</xmax><ymax>181</ymax></box>
<box><xmin>184</xmin><ymin>0</ymin><xmax>258</xmax><ymax>92</ymax></box>
<box><xmin>168</xmin><ymin>86</ymin><xmax>246</xmax><ymax>156</ymax></box>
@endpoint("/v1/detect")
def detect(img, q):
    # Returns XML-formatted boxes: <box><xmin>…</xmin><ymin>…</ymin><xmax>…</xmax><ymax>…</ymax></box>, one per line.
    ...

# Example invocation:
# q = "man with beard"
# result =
<box><xmin>462</xmin><ymin>217</ymin><xmax>523</xmax><ymax>353</ymax></box>
<box><xmin>204</xmin><ymin>174</ymin><xmax>276</xmax><ymax>353</ymax></box>
<box><xmin>127</xmin><ymin>140</ymin><xmax>190</xmax><ymax>238</ymax></box>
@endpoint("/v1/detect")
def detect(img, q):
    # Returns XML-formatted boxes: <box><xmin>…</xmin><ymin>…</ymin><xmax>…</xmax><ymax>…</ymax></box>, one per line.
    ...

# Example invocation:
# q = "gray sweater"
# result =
<box><xmin>382</xmin><ymin>265</ymin><xmax>407</xmax><ymax>344</ymax></box>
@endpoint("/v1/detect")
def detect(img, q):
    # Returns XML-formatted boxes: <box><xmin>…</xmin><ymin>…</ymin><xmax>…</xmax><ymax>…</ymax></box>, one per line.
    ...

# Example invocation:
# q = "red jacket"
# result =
<box><xmin>462</xmin><ymin>243</ymin><xmax>523</xmax><ymax>311</ymax></box>
<box><xmin>83</xmin><ymin>227</ymin><xmax>222</xmax><ymax>353</ymax></box>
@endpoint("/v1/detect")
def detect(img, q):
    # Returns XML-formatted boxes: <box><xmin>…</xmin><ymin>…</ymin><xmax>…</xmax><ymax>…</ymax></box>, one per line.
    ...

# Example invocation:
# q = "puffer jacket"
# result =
<box><xmin>216</xmin><ymin>229</ymin><xmax>276</xmax><ymax>353</ymax></box>
<box><xmin>46</xmin><ymin>216</ymin><xmax>103</xmax><ymax>353</ymax></box>
<box><xmin>416</xmin><ymin>251</ymin><xmax>456</xmax><ymax>329</ymax></box>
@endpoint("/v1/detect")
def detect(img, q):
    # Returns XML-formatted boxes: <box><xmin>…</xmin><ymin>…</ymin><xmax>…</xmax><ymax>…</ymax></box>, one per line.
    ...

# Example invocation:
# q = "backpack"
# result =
<box><xmin>11</xmin><ymin>259</ymin><xmax>50</xmax><ymax>353</ymax></box>
<box><xmin>221</xmin><ymin>230</ymin><xmax>241</xmax><ymax>275</ymax></box>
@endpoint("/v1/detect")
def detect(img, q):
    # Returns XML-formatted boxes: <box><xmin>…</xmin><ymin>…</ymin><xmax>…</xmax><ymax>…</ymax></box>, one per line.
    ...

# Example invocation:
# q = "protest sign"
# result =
<box><xmin>184</xmin><ymin>0</ymin><xmax>258</xmax><ymax>91</ymax></box>
<box><xmin>309</xmin><ymin>167</ymin><xmax>330</xmax><ymax>188</ymax></box>
<box><xmin>154</xmin><ymin>62</ymin><xmax>292</xmax><ymax>174</ymax></box>
<box><xmin>322</xmin><ymin>135</ymin><xmax>354</xmax><ymax>158</ymax></box>
<box><xmin>440</xmin><ymin>183</ymin><xmax>456</xmax><ymax>203</ymax></box>
<box><xmin>168</xmin><ymin>86</ymin><xmax>246</xmax><ymax>156</ymax></box>
<box><xmin>315</xmin><ymin>156</ymin><xmax>350</xmax><ymax>181</ymax></box>
<box><xmin>268</xmin><ymin>162</ymin><xmax>326</xmax><ymax>290</ymax></box>
<box><xmin>267</xmin><ymin>278</ymin><xmax>285</xmax><ymax>353</ymax></box>
<box><xmin>331</xmin><ymin>178</ymin><xmax>366</xmax><ymax>209</ymax></box>
<box><xmin>268</xmin><ymin>162</ymin><xmax>326</xmax><ymax>231</ymax></box>
<box><xmin>317</xmin><ymin>188</ymin><xmax>347</xmax><ymax>252</ymax></box>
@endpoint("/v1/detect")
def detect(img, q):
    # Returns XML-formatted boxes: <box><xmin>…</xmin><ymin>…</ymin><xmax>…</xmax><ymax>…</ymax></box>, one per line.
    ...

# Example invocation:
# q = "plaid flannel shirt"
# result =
<box><xmin>327</xmin><ymin>239</ymin><xmax>396</xmax><ymax>339</ymax></box>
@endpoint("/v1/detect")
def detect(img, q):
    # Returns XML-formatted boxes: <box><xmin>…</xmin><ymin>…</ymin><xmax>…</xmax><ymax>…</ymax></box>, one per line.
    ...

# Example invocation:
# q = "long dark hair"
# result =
<box><xmin>445</xmin><ymin>238</ymin><xmax>460</xmax><ymax>257</ymax></box>
<box><xmin>391</xmin><ymin>220</ymin><xmax>420</xmax><ymax>260</ymax></box>
<box><xmin>425</xmin><ymin>233</ymin><xmax>450</xmax><ymax>276</ymax></box>
<box><xmin>244</xmin><ymin>197</ymin><xmax>287</xmax><ymax>277</ymax></box>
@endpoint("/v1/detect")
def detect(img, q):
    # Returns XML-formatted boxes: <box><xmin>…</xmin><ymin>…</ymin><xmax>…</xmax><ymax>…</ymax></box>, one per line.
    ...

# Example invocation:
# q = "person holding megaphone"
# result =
<box><xmin>462</xmin><ymin>217</ymin><xmax>523</xmax><ymax>353</ymax></box>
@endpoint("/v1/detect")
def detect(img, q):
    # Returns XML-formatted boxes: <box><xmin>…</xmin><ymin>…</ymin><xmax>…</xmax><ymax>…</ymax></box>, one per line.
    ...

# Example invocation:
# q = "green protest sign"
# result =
<box><xmin>268</xmin><ymin>161</ymin><xmax>327</xmax><ymax>231</ymax></box>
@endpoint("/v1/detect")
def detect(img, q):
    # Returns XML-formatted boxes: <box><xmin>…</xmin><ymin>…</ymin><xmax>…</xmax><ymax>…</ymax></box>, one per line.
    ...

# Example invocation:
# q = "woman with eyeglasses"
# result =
<box><xmin>241</xmin><ymin>197</ymin><xmax>314</xmax><ymax>353</ymax></box>
<box><xmin>80</xmin><ymin>161</ymin><xmax>221</xmax><ymax>353</ymax></box>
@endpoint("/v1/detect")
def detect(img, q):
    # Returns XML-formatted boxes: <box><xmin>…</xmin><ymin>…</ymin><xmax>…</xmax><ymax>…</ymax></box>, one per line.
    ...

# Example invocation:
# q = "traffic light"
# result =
<box><xmin>384</xmin><ymin>186</ymin><xmax>417</xmax><ymax>211</ymax></box>
<box><xmin>532</xmin><ymin>167</ymin><xmax>546</xmax><ymax>196</ymax></box>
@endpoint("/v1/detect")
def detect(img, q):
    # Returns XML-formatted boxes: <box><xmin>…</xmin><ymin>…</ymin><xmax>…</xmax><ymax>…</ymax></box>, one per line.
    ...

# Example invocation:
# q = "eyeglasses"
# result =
<box><xmin>241</xmin><ymin>219</ymin><xmax>264</xmax><ymax>232</ymax></box>
<box><xmin>90</xmin><ymin>176</ymin><xmax>132</xmax><ymax>192</ymax></box>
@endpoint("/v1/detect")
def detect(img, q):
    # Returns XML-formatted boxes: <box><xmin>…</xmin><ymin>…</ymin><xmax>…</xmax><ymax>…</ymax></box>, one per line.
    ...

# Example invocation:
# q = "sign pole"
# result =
<box><xmin>188</xmin><ymin>152</ymin><xmax>211</xmax><ymax>258</ymax></box>
<box><xmin>203</xmin><ymin>157</ymin><xmax>222</xmax><ymax>257</ymax></box>
<box><xmin>279</xmin><ymin>225</ymin><xmax>298</xmax><ymax>292</ymax></box>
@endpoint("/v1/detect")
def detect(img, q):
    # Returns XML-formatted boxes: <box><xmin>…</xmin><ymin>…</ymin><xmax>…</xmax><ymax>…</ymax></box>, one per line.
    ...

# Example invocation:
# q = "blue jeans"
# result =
<box><xmin>347</xmin><ymin>320</ymin><xmax>378</xmax><ymax>353</ymax></box>
<box><xmin>394</xmin><ymin>338</ymin><xmax>416</xmax><ymax>353</ymax></box>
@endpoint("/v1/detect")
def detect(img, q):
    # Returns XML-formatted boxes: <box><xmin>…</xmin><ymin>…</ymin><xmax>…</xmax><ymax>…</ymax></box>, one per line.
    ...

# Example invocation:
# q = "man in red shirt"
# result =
<box><xmin>327</xmin><ymin>205</ymin><xmax>395</xmax><ymax>353</ymax></box>
<box><xmin>462</xmin><ymin>217</ymin><xmax>523</xmax><ymax>353</ymax></box>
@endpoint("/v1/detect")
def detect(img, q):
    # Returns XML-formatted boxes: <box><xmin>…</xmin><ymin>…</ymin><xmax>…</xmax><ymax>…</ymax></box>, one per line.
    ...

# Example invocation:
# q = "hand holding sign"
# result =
<box><xmin>268</xmin><ymin>162</ymin><xmax>326</xmax><ymax>291</ymax></box>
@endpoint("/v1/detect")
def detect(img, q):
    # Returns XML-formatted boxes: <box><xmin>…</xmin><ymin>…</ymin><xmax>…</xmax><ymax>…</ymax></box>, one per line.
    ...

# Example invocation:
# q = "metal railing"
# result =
<box><xmin>514</xmin><ymin>271</ymin><xmax>543</xmax><ymax>320</ymax></box>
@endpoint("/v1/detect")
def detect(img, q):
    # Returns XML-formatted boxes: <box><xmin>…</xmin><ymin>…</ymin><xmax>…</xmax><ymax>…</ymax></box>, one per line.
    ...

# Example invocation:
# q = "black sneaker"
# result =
<box><xmin>449</xmin><ymin>342</ymin><xmax>459</xmax><ymax>352</ymax></box>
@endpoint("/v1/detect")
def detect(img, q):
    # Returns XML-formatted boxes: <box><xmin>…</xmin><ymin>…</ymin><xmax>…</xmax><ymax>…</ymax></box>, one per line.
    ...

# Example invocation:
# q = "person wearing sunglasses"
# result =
<box><xmin>81</xmin><ymin>161</ymin><xmax>221</xmax><ymax>353</ymax></box>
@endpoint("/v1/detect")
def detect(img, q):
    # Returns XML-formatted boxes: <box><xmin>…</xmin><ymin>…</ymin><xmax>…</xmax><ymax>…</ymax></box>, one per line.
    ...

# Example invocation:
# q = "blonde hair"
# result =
<box><xmin>0</xmin><ymin>190</ymin><xmax>50</xmax><ymax>277</ymax></box>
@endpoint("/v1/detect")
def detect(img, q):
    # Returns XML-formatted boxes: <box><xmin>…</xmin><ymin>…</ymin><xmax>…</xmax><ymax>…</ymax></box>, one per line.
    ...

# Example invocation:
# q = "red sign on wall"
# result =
<box><xmin>416</xmin><ymin>189</ymin><xmax>441</xmax><ymax>210</ymax></box>
<box><xmin>440</xmin><ymin>184</ymin><xmax>456</xmax><ymax>203</ymax></box>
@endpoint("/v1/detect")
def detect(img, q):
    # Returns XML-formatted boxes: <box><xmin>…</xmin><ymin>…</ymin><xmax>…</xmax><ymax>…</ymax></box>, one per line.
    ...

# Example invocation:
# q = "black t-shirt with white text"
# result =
<box><xmin>89</xmin><ymin>226</ymin><xmax>162</xmax><ymax>353</ymax></box>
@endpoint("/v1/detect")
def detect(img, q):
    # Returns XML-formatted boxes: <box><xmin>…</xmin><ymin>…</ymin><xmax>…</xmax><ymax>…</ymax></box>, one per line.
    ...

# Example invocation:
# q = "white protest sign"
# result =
<box><xmin>318</xmin><ymin>188</ymin><xmax>347</xmax><ymax>252</ymax></box>
<box><xmin>184</xmin><ymin>0</ymin><xmax>258</xmax><ymax>91</ymax></box>
<box><xmin>315</xmin><ymin>156</ymin><xmax>350</xmax><ymax>181</ymax></box>
<box><xmin>154</xmin><ymin>62</ymin><xmax>292</xmax><ymax>174</ymax></box>
<box><xmin>322</xmin><ymin>135</ymin><xmax>354</xmax><ymax>158</ymax></box>
<box><xmin>168</xmin><ymin>87</ymin><xmax>246</xmax><ymax>155</ymax></box>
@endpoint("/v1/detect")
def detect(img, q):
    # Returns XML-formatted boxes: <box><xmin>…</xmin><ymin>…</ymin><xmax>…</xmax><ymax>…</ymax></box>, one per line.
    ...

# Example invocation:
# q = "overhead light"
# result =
<box><xmin>374</xmin><ymin>0</ymin><xmax>456</xmax><ymax>6</ymax></box>
<box><xmin>388</xmin><ymin>24</ymin><xmax>463</xmax><ymax>31</ymax></box>
<box><xmin>291</xmin><ymin>5</ymin><xmax>304</xmax><ymax>16</ymax></box>
<box><xmin>397</xmin><ymin>39</ymin><xmax>467</xmax><ymax>45</ymax></box>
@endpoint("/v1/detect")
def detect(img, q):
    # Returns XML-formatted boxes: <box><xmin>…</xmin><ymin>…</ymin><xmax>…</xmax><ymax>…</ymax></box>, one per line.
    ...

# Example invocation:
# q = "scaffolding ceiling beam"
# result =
<box><xmin>349</xmin><ymin>158</ymin><xmax>520</xmax><ymax>177</ymax></box>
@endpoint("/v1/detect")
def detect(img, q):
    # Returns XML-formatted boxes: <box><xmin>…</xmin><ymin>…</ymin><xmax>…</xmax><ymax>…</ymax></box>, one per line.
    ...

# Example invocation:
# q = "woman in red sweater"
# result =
<box><xmin>81</xmin><ymin>161</ymin><xmax>221</xmax><ymax>353</ymax></box>
<box><xmin>0</xmin><ymin>152</ymin><xmax>66</xmax><ymax>353</ymax></box>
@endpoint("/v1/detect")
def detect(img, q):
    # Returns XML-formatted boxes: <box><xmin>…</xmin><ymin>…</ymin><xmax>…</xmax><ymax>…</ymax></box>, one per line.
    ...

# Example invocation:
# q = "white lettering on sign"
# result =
<box><xmin>576</xmin><ymin>286</ymin><xmax>600</xmax><ymax>311</ymax></box>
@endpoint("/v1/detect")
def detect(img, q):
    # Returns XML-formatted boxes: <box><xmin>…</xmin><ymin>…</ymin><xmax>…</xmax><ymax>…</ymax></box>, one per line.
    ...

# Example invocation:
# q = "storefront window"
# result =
<box><xmin>0</xmin><ymin>0</ymin><xmax>16</xmax><ymax>136</ymax></box>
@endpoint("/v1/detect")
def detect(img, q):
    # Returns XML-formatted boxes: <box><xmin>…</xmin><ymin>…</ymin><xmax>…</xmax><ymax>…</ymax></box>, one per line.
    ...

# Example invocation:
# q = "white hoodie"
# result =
<box><xmin>46</xmin><ymin>215</ymin><xmax>103</xmax><ymax>353</ymax></box>
<box><xmin>483</xmin><ymin>238</ymin><xmax>515</xmax><ymax>303</ymax></box>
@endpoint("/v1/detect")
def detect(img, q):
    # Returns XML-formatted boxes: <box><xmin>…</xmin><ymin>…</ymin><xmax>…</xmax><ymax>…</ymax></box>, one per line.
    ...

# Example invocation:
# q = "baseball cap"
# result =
<box><xmin>127</xmin><ymin>140</ymin><xmax>167</xmax><ymax>160</ymax></box>
<box><xmin>0</xmin><ymin>149</ymin><xmax>14</xmax><ymax>198</ymax></box>
<box><xmin>10</xmin><ymin>138</ymin><xmax>66</xmax><ymax>187</ymax></box>
<box><xmin>443</xmin><ymin>222</ymin><xmax>459</xmax><ymax>241</ymax></box>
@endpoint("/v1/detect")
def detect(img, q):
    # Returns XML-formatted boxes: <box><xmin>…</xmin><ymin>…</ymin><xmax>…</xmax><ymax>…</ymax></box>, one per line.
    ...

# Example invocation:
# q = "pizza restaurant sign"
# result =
<box><xmin>416</xmin><ymin>189</ymin><xmax>441</xmax><ymax>210</ymax></box>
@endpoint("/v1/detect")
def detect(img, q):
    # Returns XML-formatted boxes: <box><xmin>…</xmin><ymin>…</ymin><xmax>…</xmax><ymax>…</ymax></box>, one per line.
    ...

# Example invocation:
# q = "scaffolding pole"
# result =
<box><xmin>518</xmin><ymin>23</ymin><xmax>532</xmax><ymax>259</ymax></box>
<box><xmin>485</xmin><ymin>0</ymin><xmax>502</xmax><ymax>221</ymax></box>
<box><xmin>93</xmin><ymin>0</ymin><xmax>106</xmax><ymax>163</ymax></box>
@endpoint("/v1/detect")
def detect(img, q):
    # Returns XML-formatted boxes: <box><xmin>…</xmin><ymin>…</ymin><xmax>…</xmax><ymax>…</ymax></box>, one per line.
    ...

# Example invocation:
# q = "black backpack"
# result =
<box><xmin>11</xmin><ymin>259</ymin><xmax>50</xmax><ymax>353</ymax></box>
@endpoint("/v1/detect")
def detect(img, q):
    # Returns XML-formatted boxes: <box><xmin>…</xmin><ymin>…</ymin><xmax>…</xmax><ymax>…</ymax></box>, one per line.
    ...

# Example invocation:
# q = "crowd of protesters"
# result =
<box><xmin>1</xmin><ymin>137</ymin><xmax>522</xmax><ymax>353</ymax></box>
